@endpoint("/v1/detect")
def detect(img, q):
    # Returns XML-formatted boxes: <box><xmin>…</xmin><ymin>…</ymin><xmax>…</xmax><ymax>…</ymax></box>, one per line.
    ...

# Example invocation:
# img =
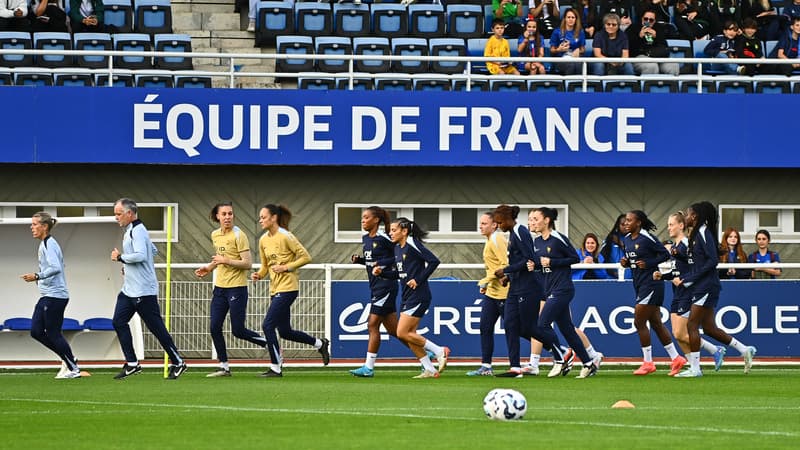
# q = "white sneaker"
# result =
<box><xmin>520</xmin><ymin>365</ymin><xmax>539</xmax><ymax>376</ymax></box>
<box><xmin>55</xmin><ymin>361</ymin><xmax>68</xmax><ymax>379</ymax></box>
<box><xmin>56</xmin><ymin>368</ymin><xmax>81</xmax><ymax>379</ymax></box>
<box><xmin>576</xmin><ymin>363</ymin><xmax>598</xmax><ymax>379</ymax></box>
<box><xmin>743</xmin><ymin>346</ymin><xmax>757</xmax><ymax>374</ymax></box>
<box><xmin>247</xmin><ymin>19</ymin><xmax>256</xmax><ymax>32</ymax></box>
<box><xmin>674</xmin><ymin>367</ymin><xmax>703</xmax><ymax>378</ymax></box>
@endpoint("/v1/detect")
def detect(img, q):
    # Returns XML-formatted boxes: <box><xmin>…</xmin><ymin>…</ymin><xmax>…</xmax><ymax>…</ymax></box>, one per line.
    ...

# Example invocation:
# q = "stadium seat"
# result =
<box><xmin>372</xmin><ymin>4</ymin><xmax>408</xmax><ymax>38</ymax></box>
<box><xmin>299</xmin><ymin>76</ymin><xmax>336</xmax><ymax>89</ymax></box>
<box><xmin>691</xmin><ymin>39</ymin><xmax>723</xmax><ymax>75</ymax></box>
<box><xmin>0</xmin><ymin>70</ymin><xmax>12</xmax><ymax>85</ymax></box>
<box><xmin>55</xmin><ymin>70</ymin><xmax>94</xmax><ymax>86</ymax></box>
<box><xmin>256</xmin><ymin>1</ymin><xmax>294</xmax><ymax>47</ymax></box>
<box><xmin>0</xmin><ymin>31</ymin><xmax>33</xmax><ymax>68</ymax></box>
<box><xmin>466</xmin><ymin>37</ymin><xmax>488</xmax><ymax>74</ymax></box>
<box><xmin>276</xmin><ymin>35</ymin><xmax>315</xmax><ymax>73</ymax></box>
<box><xmin>333</xmin><ymin>3</ymin><xmax>371</xmax><ymax>38</ymax></box>
<box><xmin>336</xmin><ymin>77</ymin><xmax>374</xmax><ymax>90</ymax></box>
<box><xmin>391</xmin><ymin>37</ymin><xmax>429</xmax><ymax>73</ymax></box>
<box><xmin>409</xmin><ymin>4</ymin><xmax>446</xmax><ymax>38</ymax></box>
<box><xmin>376</xmin><ymin>78</ymin><xmax>412</xmax><ymax>90</ymax></box>
<box><xmin>642</xmin><ymin>78</ymin><xmax>679</xmax><ymax>93</ymax></box>
<box><xmin>113</xmin><ymin>33</ymin><xmax>153</xmax><ymax>69</ymax></box>
<box><xmin>2</xmin><ymin>318</ymin><xmax>33</xmax><ymax>330</ymax></box>
<box><xmin>73</xmin><ymin>33</ymin><xmax>112</xmax><ymax>69</ymax></box>
<box><xmin>61</xmin><ymin>318</ymin><xmax>83</xmax><ymax>331</ymax></box>
<box><xmin>529</xmin><ymin>79</ymin><xmax>565</xmax><ymax>92</ymax></box>
<box><xmin>717</xmin><ymin>79</ymin><xmax>753</xmax><ymax>94</ymax></box>
<box><xmin>33</xmin><ymin>32</ymin><xmax>73</xmax><ymax>68</ymax></box>
<box><xmin>566</xmin><ymin>79</ymin><xmax>604</xmax><ymax>92</ymax></box>
<box><xmin>680</xmin><ymin>79</ymin><xmax>715</xmax><ymax>93</ymax></box>
<box><xmin>96</xmin><ymin>71</ymin><xmax>135</xmax><ymax>87</ymax></box>
<box><xmin>315</xmin><ymin>36</ymin><xmax>352</xmax><ymax>72</ymax></box>
<box><xmin>452</xmin><ymin>79</ymin><xmax>489</xmax><ymax>91</ymax></box>
<box><xmin>82</xmin><ymin>317</ymin><xmax>116</xmax><ymax>330</ymax></box>
<box><xmin>446</xmin><ymin>4</ymin><xmax>484</xmax><ymax>40</ymax></box>
<box><xmin>134</xmin><ymin>0</ymin><xmax>173</xmax><ymax>35</ymax></box>
<box><xmin>296</xmin><ymin>2</ymin><xmax>333</xmax><ymax>38</ymax></box>
<box><xmin>490</xmin><ymin>79</ymin><xmax>527</xmax><ymax>92</ymax></box>
<box><xmin>175</xmin><ymin>75</ymin><xmax>213</xmax><ymax>88</ymax></box>
<box><xmin>428</xmin><ymin>37</ymin><xmax>465</xmax><ymax>75</ymax></box>
<box><xmin>604</xmin><ymin>79</ymin><xmax>641</xmax><ymax>93</ymax></box>
<box><xmin>103</xmin><ymin>0</ymin><xmax>135</xmax><ymax>33</ymax></box>
<box><xmin>666</xmin><ymin>39</ymin><xmax>692</xmax><ymax>74</ymax></box>
<box><xmin>754</xmin><ymin>79</ymin><xmax>791</xmax><ymax>94</ymax></box>
<box><xmin>136</xmin><ymin>71</ymin><xmax>174</xmax><ymax>88</ymax></box>
<box><xmin>764</xmin><ymin>40</ymin><xmax>778</xmax><ymax>58</ymax></box>
<box><xmin>353</xmin><ymin>36</ymin><xmax>390</xmax><ymax>73</ymax></box>
<box><xmin>414</xmin><ymin>78</ymin><xmax>451</xmax><ymax>91</ymax></box>
<box><xmin>153</xmin><ymin>33</ymin><xmax>192</xmax><ymax>70</ymax></box>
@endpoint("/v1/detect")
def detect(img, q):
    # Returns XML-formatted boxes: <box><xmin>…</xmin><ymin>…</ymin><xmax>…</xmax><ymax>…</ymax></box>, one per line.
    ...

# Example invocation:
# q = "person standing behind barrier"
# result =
<box><xmin>673</xmin><ymin>201</ymin><xmax>757</xmax><ymax>377</ymax></box>
<box><xmin>719</xmin><ymin>227</ymin><xmax>751</xmax><ymax>279</ymax></box>
<box><xmin>549</xmin><ymin>8</ymin><xmax>586</xmax><ymax>75</ymax></box>
<box><xmin>620</xmin><ymin>210</ymin><xmax>686</xmax><ymax>376</ymax></box>
<box><xmin>626</xmin><ymin>10</ymin><xmax>680</xmax><ymax>75</ymax></box>
<box><xmin>20</xmin><ymin>212</ymin><xmax>81</xmax><ymax>379</ymax></box>
<box><xmin>251</xmin><ymin>204</ymin><xmax>330</xmax><ymax>378</ymax></box>
<box><xmin>654</xmin><ymin>212</ymin><xmax>726</xmax><ymax>374</ymax></box>
<box><xmin>349</xmin><ymin>206</ymin><xmax>401</xmax><ymax>378</ymax></box>
<box><xmin>599</xmin><ymin>213</ymin><xmax>631</xmax><ymax>279</ymax></box>
<box><xmin>573</xmin><ymin>232</ymin><xmax>612</xmax><ymax>280</ymax></box>
<box><xmin>111</xmin><ymin>198</ymin><xmax>187</xmax><ymax>380</ymax></box>
<box><xmin>466</xmin><ymin>212</ymin><xmax>510</xmax><ymax>376</ymax></box>
<box><xmin>748</xmin><ymin>229</ymin><xmax>782</xmax><ymax>279</ymax></box>
<box><xmin>373</xmin><ymin>218</ymin><xmax>450</xmax><ymax>379</ymax></box>
<box><xmin>195</xmin><ymin>202</ymin><xmax>267</xmax><ymax>378</ymax></box>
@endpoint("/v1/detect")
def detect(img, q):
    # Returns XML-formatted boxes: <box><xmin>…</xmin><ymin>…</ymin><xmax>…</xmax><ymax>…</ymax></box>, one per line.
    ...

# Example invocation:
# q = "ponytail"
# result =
<box><xmin>366</xmin><ymin>206</ymin><xmax>391</xmax><ymax>234</ymax></box>
<box><xmin>263</xmin><ymin>203</ymin><xmax>292</xmax><ymax>229</ymax></box>
<box><xmin>394</xmin><ymin>217</ymin><xmax>429</xmax><ymax>243</ymax></box>
<box><xmin>33</xmin><ymin>211</ymin><xmax>57</xmax><ymax>232</ymax></box>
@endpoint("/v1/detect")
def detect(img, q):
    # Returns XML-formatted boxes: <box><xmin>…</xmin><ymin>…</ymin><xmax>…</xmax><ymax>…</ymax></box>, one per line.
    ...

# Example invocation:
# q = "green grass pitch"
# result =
<box><xmin>1</xmin><ymin>365</ymin><xmax>798</xmax><ymax>449</ymax></box>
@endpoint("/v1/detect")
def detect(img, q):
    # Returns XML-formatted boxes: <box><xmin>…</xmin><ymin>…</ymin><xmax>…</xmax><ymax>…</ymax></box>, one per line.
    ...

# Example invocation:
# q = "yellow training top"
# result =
<box><xmin>256</xmin><ymin>227</ymin><xmax>312</xmax><ymax>296</ymax></box>
<box><xmin>478</xmin><ymin>231</ymin><xmax>509</xmax><ymax>300</ymax></box>
<box><xmin>211</xmin><ymin>226</ymin><xmax>250</xmax><ymax>288</ymax></box>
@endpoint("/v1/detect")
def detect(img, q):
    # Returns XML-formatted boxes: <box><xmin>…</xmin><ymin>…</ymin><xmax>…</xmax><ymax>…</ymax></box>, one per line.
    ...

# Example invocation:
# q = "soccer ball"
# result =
<box><xmin>483</xmin><ymin>388</ymin><xmax>527</xmax><ymax>420</ymax></box>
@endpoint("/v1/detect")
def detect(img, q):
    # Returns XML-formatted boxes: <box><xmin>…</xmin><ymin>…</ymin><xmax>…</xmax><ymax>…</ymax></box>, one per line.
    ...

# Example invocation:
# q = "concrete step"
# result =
<box><xmin>204</xmin><ymin>13</ymin><xmax>241</xmax><ymax>31</ymax></box>
<box><xmin>173</xmin><ymin>12</ymin><xmax>203</xmax><ymax>31</ymax></box>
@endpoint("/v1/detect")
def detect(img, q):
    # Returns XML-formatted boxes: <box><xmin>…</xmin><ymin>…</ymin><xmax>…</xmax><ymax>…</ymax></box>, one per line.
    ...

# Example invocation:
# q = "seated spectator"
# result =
<box><xmin>0</xmin><ymin>0</ymin><xmax>29</xmax><ymax>31</ymax></box>
<box><xmin>741</xmin><ymin>0</ymin><xmax>781</xmax><ymax>41</ymax></box>
<box><xmin>775</xmin><ymin>16</ymin><xmax>800</xmax><ymax>76</ymax></box>
<box><xmin>735</xmin><ymin>17</ymin><xmax>767</xmax><ymax>75</ymax></box>
<box><xmin>517</xmin><ymin>18</ymin><xmax>547</xmax><ymax>74</ymax></box>
<box><xmin>493</xmin><ymin>0</ymin><xmax>525</xmax><ymax>38</ymax></box>
<box><xmin>591</xmin><ymin>13</ymin><xmax>634</xmax><ymax>75</ymax></box>
<box><xmin>549</xmin><ymin>7</ymin><xmax>586</xmax><ymax>75</ymax></box>
<box><xmin>748</xmin><ymin>229</ymin><xmax>781</xmax><ymax>279</ymax></box>
<box><xmin>528</xmin><ymin>0</ymin><xmax>561</xmax><ymax>39</ymax></box>
<box><xmin>29</xmin><ymin>0</ymin><xmax>67</xmax><ymax>33</ymax></box>
<box><xmin>784</xmin><ymin>0</ymin><xmax>800</xmax><ymax>21</ymax></box>
<box><xmin>636</xmin><ymin>0</ymin><xmax>678</xmax><ymax>38</ymax></box>
<box><xmin>597</xmin><ymin>0</ymin><xmax>633</xmax><ymax>32</ymax></box>
<box><xmin>674</xmin><ymin>0</ymin><xmax>713</xmax><ymax>40</ymax></box>
<box><xmin>704</xmin><ymin>20</ymin><xmax>741</xmax><ymax>74</ymax></box>
<box><xmin>579</xmin><ymin>0</ymin><xmax>598</xmax><ymax>38</ymax></box>
<box><xmin>710</xmin><ymin>0</ymin><xmax>742</xmax><ymax>37</ymax></box>
<box><xmin>599</xmin><ymin>213</ymin><xmax>631</xmax><ymax>279</ymax></box>
<box><xmin>573</xmin><ymin>232</ymin><xmax>612</xmax><ymax>280</ymax></box>
<box><xmin>69</xmin><ymin>0</ymin><xmax>112</xmax><ymax>33</ymax></box>
<box><xmin>626</xmin><ymin>9</ymin><xmax>680</xmax><ymax>75</ymax></box>
<box><xmin>719</xmin><ymin>227</ymin><xmax>752</xmax><ymax>279</ymax></box>
<box><xmin>486</xmin><ymin>18</ymin><xmax>521</xmax><ymax>75</ymax></box>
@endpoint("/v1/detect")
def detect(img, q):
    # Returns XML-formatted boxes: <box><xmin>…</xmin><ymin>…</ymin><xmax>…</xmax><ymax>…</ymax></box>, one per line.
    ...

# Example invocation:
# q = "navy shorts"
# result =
<box><xmin>671</xmin><ymin>296</ymin><xmax>692</xmax><ymax>317</ymax></box>
<box><xmin>369</xmin><ymin>289</ymin><xmax>398</xmax><ymax>316</ymax></box>
<box><xmin>692</xmin><ymin>291</ymin><xmax>720</xmax><ymax>310</ymax></box>
<box><xmin>635</xmin><ymin>287</ymin><xmax>665</xmax><ymax>307</ymax></box>
<box><xmin>400</xmin><ymin>297</ymin><xmax>430</xmax><ymax>318</ymax></box>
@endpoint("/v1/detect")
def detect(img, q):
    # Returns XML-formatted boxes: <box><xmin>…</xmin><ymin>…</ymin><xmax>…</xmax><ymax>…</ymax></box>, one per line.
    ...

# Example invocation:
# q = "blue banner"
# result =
<box><xmin>2</xmin><ymin>87</ymin><xmax>798</xmax><ymax>167</ymax></box>
<box><xmin>330</xmin><ymin>280</ymin><xmax>799</xmax><ymax>359</ymax></box>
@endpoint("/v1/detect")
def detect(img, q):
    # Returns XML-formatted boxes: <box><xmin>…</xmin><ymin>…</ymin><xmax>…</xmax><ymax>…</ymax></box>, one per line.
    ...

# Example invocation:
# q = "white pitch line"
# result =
<box><xmin>1</xmin><ymin>397</ymin><xmax>797</xmax><ymax>438</ymax></box>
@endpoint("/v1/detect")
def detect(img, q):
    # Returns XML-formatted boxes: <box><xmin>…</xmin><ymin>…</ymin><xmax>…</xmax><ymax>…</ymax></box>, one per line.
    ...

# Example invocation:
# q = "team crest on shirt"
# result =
<box><xmin>372</xmin><ymin>242</ymin><xmax>377</xmax><ymax>248</ymax></box>
<box><xmin>547</xmin><ymin>246</ymin><xmax>551</xmax><ymax>253</ymax></box>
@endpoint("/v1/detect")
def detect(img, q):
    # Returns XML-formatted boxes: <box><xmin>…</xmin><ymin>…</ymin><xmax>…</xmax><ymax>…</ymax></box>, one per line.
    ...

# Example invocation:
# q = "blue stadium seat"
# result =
<box><xmin>642</xmin><ymin>78</ymin><xmax>679</xmax><ymax>93</ymax></box>
<box><xmin>113</xmin><ymin>33</ymin><xmax>153</xmax><ymax>69</ymax></box>
<box><xmin>372</xmin><ymin>4</ymin><xmax>408</xmax><ymax>38</ymax></box>
<box><xmin>680</xmin><ymin>78</ymin><xmax>715</xmax><ymax>93</ymax></box>
<box><xmin>391</xmin><ymin>37</ymin><xmax>428</xmax><ymax>73</ymax></box>
<box><xmin>334</xmin><ymin>3</ymin><xmax>371</xmax><ymax>38</ymax></box>
<box><xmin>414</xmin><ymin>78</ymin><xmax>451</xmax><ymax>91</ymax></box>
<box><xmin>55</xmin><ymin>69</ymin><xmax>94</xmax><ymax>86</ymax></box>
<box><xmin>566</xmin><ymin>79</ymin><xmax>604</xmax><ymax>92</ymax></box>
<box><xmin>717</xmin><ymin>79</ymin><xmax>753</xmax><ymax>94</ymax></box>
<box><xmin>33</xmin><ymin>32</ymin><xmax>72</xmax><ymax>68</ymax></box>
<box><xmin>528</xmin><ymin>79</ymin><xmax>565</xmax><ymax>92</ymax></box>
<box><xmin>0</xmin><ymin>70</ymin><xmax>12</xmax><ymax>85</ymax></box>
<box><xmin>0</xmin><ymin>31</ymin><xmax>33</xmax><ymax>68</ymax></box>
<box><xmin>429</xmin><ymin>37</ymin><xmax>466</xmax><ymax>75</ymax></box>
<box><xmin>466</xmin><ymin>37</ymin><xmax>488</xmax><ymax>74</ymax></box>
<box><xmin>692</xmin><ymin>39</ymin><xmax>725</xmax><ymax>75</ymax></box>
<box><xmin>490</xmin><ymin>79</ymin><xmax>527</xmax><ymax>92</ymax></box>
<box><xmin>446</xmin><ymin>4</ymin><xmax>484</xmax><ymax>40</ymax></box>
<box><xmin>96</xmin><ymin>71</ymin><xmax>135</xmax><ymax>87</ymax></box>
<box><xmin>73</xmin><ymin>33</ymin><xmax>112</xmax><ymax>69</ymax></box>
<box><xmin>666</xmin><ymin>39</ymin><xmax>692</xmax><ymax>74</ymax></box>
<box><xmin>175</xmin><ymin>75</ymin><xmax>213</xmax><ymax>88</ymax></box>
<box><xmin>409</xmin><ymin>4</ymin><xmax>445</xmax><ymax>38</ymax></box>
<box><xmin>754</xmin><ymin>79</ymin><xmax>791</xmax><ymax>94</ymax></box>
<box><xmin>604</xmin><ymin>79</ymin><xmax>642</xmax><ymax>93</ymax></box>
<box><xmin>336</xmin><ymin>77</ymin><xmax>374</xmax><ymax>90</ymax></box>
<box><xmin>315</xmin><ymin>36</ymin><xmax>352</xmax><ymax>72</ymax></box>
<box><xmin>276</xmin><ymin>35</ymin><xmax>315</xmax><ymax>73</ymax></box>
<box><xmin>3</xmin><ymin>318</ymin><xmax>33</xmax><ymax>330</ymax></box>
<box><xmin>154</xmin><ymin>33</ymin><xmax>193</xmax><ymax>70</ymax></box>
<box><xmin>134</xmin><ymin>0</ymin><xmax>173</xmax><ymax>35</ymax></box>
<box><xmin>299</xmin><ymin>76</ymin><xmax>336</xmax><ymax>89</ymax></box>
<box><xmin>764</xmin><ymin>40</ymin><xmax>778</xmax><ymax>58</ymax></box>
<box><xmin>256</xmin><ymin>1</ymin><xmax>294</xmax><ymax>46</ymax></box>
<box><xmin>452</xmin><ymin>79</ymin><xmax>489</xmax><ymax>91</ymax></box>
<box><xmin>136</xmin><ymin>71</ymin><xmax>174</xmax><ymax>88</ymax></box>
<box><xmin>82</xmin><ymin>317</ymin><xmax>116</xmax><ymax>330</ymax></box>
<box><xmin>376</xmin><ymin>78</ymin><xmax>412</xmax><ymax>90</ymax></box>
<box><xmin>353</xmin><ymin>36</ymin><xmax>390</xmax><ymax>73</ymax></box>
<box><xmin>61</xmin><ymin>318</ymin><xmax>83</xmax><ymax>331</ymax></box>
<box><xmin>296</xmin><ymin>2</ymin><xmax>333</xmax><ymax>38</ymax></box>
<box><xmin>103</xmin><ymin>0</ymin><xmax>135</xmax><ymax>33</ymax></box>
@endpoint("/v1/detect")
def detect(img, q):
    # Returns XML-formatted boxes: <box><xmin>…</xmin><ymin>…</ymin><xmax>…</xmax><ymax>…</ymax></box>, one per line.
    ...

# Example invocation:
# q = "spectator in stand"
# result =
<box><xmin>704</xmin><ymin>20</ymin><xmax>742</xmax><ymax>74</ymax></box>
<box><xmin>599</xmin><ymin>213</ymin><xmax>631</xmax><ymax>279</ymax></box>
<box><xmin>486</xmin><ymin>18</ymin><xmax>521</xmax><ymax>75</ymax></box>
<box><xmin>69</xmin><ymin>0</ymin><xmax>112</xmax><ymax>33</ymax></box>
<box><xmin>741</xmin><ymin>0</ymin><xmax>781</xmax><ymax>41</ymax></box>
<box><xmin>627</xmin><ymin>9</ymin><xmax>680</xmax><ymax>75</ymax></box>
<box><xmin>597</xmin><ymin>0</ymin><xmax>634</xmax><ymax>31</ymax></box>
<box><xmin>29</xmin><ymin>0</ymin><xmax>67</xmax><ymax>32</ymax></box>
<box><xmin>735</xmin><ymin>17</ymin><xmax>767</xmax><ymax>75</ymax></box>
<box><xmin>518</xmin><ymin>17</ymin><xmax>547</xmax><ymax>74</ymax></box>
<box><xmin>528</xmin><ymin>0</ymin><xmax>561</xmax><ymax>39</ymax></box>
<box><xmin>674</xmin><ymin>0</ymin><xmax>714</xmax><ymax>40</ymax></box>
<box><xmin>710</xmin><ymin>0</ymin><xmax>742</xmax><ymax>37</ymax></box>
<box><xmin>573</xmin><ymin>232</ymin><xmax>612</xmax><ymax>280</ymax></box>
<box><xmin>748</xmin><ymin>229</ymin><xmax>782</xmax><ymax>279</ymax></box>
<box><xmin>636</xmin><ymin>0</ymin><xmax>678</xmax><ymax>38</ymax></box>
<box><xmin>591</xmin><ymin>13</ymin><xmax>634</xmax><ymax>75</ymax></box>
<box><xmin>718</xmin><ymin>227</ymin><xmax>752</xmax><ymax>280</ymax></box>
<box><xmin>775</xmin><ymin>16</ymin><xmax>800</xmax><ymax>76</ymax></box>
<box><xmin>579</xmin><ymin>0</ymin><xmax>598</xmax><ymax>38</ymax></box>
<box><xmin>549</xmin><ymin>7</ymin><xmax>586</xmax><ymax>75</ymax></box>
<box><xmin>785</xmin><ymin>0</ymin><xmax>800</xmax><ymax>21</ymax></box>
<box><xmin>0</xmin><ymin>0</ymin><xmax>28</xmax><ymax>31</ymax></box>
<box><xmin>493</xmin><ymin>0</ymin><xmax>525</xmax><ymax>38</ymax></box>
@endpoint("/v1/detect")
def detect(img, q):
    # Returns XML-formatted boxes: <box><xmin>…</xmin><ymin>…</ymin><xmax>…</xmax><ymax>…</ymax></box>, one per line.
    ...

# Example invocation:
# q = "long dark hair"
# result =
<box><xmin>630</xmin><ymin>210</ymin><xmax>658</xmax><ymax>233</ymax></box>
<box><xmin>493</xmin><ymin>204</ymin><xmax>520</xmax><ymax>221</ymax></box>
<box><xmin>210</xmin><ymin>202</ymin><xmax>233</xmax><ymax>223</ymax></box>
<box><xmin>394</xmin><ymin>217</ymin><xmax>429</xmax><ymax>243</ymax></box>
<box><xmin>365</xmin><ymin>206</ymin><xmax>391</xmax><ymax>234</ymax></box>
<box><xmin>600</xmin><ymin>213</ymin><xmax>626</xmax><ymax>262</ymax></box>
<box><xmin>263</xmin><ymin>203</ymin><xmax>292</xmax><ymax>229</ymax></box>
<box><xmin>534</xmin><ymin>206</ymin><xmax>558</xmax><ymax>230</ymax></box>
<box><xmin>688</xmin><ymin>201</ymin><xmax>719</xmax><ymax>251</ymax></box>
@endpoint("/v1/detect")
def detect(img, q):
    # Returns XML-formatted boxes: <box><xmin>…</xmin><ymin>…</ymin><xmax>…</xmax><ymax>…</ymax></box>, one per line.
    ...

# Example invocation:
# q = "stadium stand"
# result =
<box><xmin>391</xmin><ymin>37</ymin><xmax>429</xmax><ymax>73</ymax></box>
<box><xmin>299</xmin><ymin>75</ymin><xmax>335</xmax><ymax>89</ymax></box>
<box><xmin>276</xmin><ymin>35</ymin><xmax>315</xmax><ymax>73</ymax></box>
<box><xmin>336</xmin><ymin>77</ymin><xmax>373</xmax><ymax>90</ymax></box>
<box><xmin>296</xmin><ymin>2</ymin><xmax>333</xmax><ymax>38</ymax></box>
<box><xmin>55</xmin><ymin>68</ymin><xmax>95</xmax><ymax>86</ymax></box>
<box><xmin>315</xmin><ymin>35</ymin><xmax>352</xmax><ymax>72</ymax></box>
<box><xmin>74</xmin><ymin>32</ymin><xmax>113</xmax><ymax>69</ymax></box>
<box><xmin>333</xmin><ymin>3</ymin><xmax>371</xmax><ymax>38</ymax></box>
<box><xmin>136</xmin><ymin>70</ymin><xmax>174</xmax><ymax>87</ymax></box>
<box><xmin>429</xmin><ymin>37</ymin><xmax>466</xmax><ymax>74</ymax></box>
<box><xmin>0</xmin><ymin>31</ymin><xmax>33</xmax><ymax>67</ymax></box>
<box><xmin>446</xmin><ymin>4</ymin><xmax>484</xmax><ymax>40</ymax></box>
<box><xmin>104</xmin><ymin>0</ymin><xmax>135</xmax><ymax>33</ymax></box>
<box><xmin>255</xmin><ymin>1</ymin><xmax>294</xmax><ymax>47</ymax></box>
<box><xmin>414</xmin><ymin>78</ymin><xmax>451</xmax><ymax>91</ymax></box>
<box><xmin>528</xmin><ymin>79</ymin><xmax>565</xmax><ymax>92</ymax></box>
<box><xmin>353</xmin><ymin>36</ymin><xmax>391</xmax><ymax>73</ymax></box>
<box><xmin>33</xmin><ymin>32</ymin><xmax>73</xmax><ymax>68</ymax></box>
<box><xmin>153</xmin><ymin>33</ymin><xmax>193</xmax><ymax>70</ymax></box>
<box><xmin>174</xmin><ymin>74</ymin><xmax>213</xmax><ymax>88</ymax></box>
<box><xmin>135</xmin><ymin>0</ymin><xmax>174</xmax><ymax>35</ymax></box>
<box><xmin>409</xmin><ymin>4</ymin><xmax>446</xmax><ymax>38</ymax></box>
<box><xmin>642</xmin><ymin>78</ymin><xmax>680</xmax><ymax>93</ymax></box>
<box><xmin>96</xmin><ymin>70</ymin><xmax>136</xmax><ymax>86</ymax></box>
<box><xmin>113</xmin><ymin>32</ymin><xmax>153</xmax><ymax>69</ymax></box>
<box><xmin>372</xmin><ymin>3</ymin><xmax>408</xmax><ymax>38</ymax></box>
<box><xmin>452</xmin><ymin>78</ymin><xmax>489</xmax><ymax>91</ymax></box>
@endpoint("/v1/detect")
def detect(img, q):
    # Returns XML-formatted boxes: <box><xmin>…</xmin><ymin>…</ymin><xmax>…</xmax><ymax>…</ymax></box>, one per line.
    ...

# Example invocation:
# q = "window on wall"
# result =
<box><xmin>719</xmin><ymin>204</ymin><xmax>800</xmax><ymax>243</ymax></box>
<box><xmin>1</xmin><ymin>202</ymin><xmax>179</xmax><ymax>242</ymax></box>
<box><xmin>334</xmin><ymin>204</ymin><xmax>568</xmax><ymax>243</ymax></box>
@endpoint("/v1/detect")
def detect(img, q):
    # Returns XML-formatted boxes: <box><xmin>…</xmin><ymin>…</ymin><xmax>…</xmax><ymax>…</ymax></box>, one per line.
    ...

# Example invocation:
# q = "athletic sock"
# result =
<box><xmin>700</xmin><ymin>339</ymin><xmax>717</xmax><ymax>355</ymax></box>
<box><xmin>270</xmin><ymin>364</ymin><xmax>282</xmax><ymax>374</ymax></box>
<box><xmin>419</xmin><ymin>355</ymin><xmax>437</xmax><ymax>373</ymax></box>
<box><xmin>728</xmin><ymin>337</ymin><xmax>748</xmax><ymax>355</ymax></box>
<box><xmin>664</xmin><ymin>343</ymin><xmax>679</xmax><ymax>360</ymax></box>
<box><xmin>481</xmin><ymin>363</ymin><xmax>492</xmax><ymax>369</ymax></box>
<box><xmin>365</xmin><ymin>352</ymin><xmax>377</xmax><ymax>370</ymax></box>
<box><xmin>530</xmin><ymin>354</ymin><xmax>541</xmax><ymax>369</ymax></box>
<box><xmin>423</xmin><ymin>340</ymin><xmax>444</xmax><ymax>357</ymax></box>
<box><xmin>220</xmin><ymin>361</ymin><xmax>230</xmax><ymax>370</ymax></box>
<box><xmin>585</xmin><ymin>345</ymin><xmax>598</xmax><ymax>360</ymax></box>
<box><xmin>642</xmin><ymin>345</ymin><xmax>653</xmax><ymax>363</ymax></box>
<box><xmin>689</xmin><ymin>351</ymin><xmax>701</xmax><ymax>371</ymax></box>
<box><xmin>314</xmin><ymin>338</ymin><xmax>322</xmax><ymax>349</ymax></box>
<box><xmin>127</xmin><ymin>361</ymin><xmax>139</xmax><ymax>367</ymax></box>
